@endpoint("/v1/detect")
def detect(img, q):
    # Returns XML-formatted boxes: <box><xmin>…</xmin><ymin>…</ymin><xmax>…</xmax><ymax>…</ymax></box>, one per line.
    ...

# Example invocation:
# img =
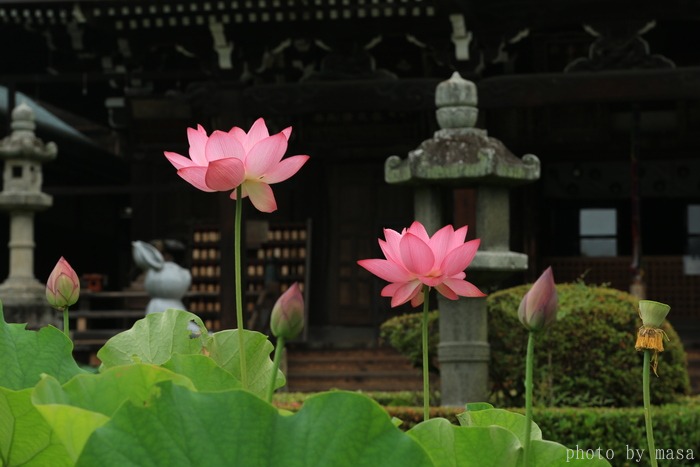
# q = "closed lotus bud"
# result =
<box><xmin>518</xmin><ymin>267</ymin><xmax>558</xmax><ymax>332</ymax></box>
<box><xmin>46</xmin><ymin>257</ymin><xmax>80</xmax><ymax>311</ymax></box>
<box><xmin>270</xmin><ymin>283</ymin><xmax>304</xmax><ymax>340</ymax></box>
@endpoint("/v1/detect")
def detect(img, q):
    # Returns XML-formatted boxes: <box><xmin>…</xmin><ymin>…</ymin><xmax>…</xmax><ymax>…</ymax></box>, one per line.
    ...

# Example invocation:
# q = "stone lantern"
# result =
<box><xmin>384</xmin><ymin>72</ymin><xmax>540</xmax><ymax>406</ymax></box>
<box><xmin>0</xmin><ymin>103</ymin><xmax>57</xmax><ymax>327</ymax></box>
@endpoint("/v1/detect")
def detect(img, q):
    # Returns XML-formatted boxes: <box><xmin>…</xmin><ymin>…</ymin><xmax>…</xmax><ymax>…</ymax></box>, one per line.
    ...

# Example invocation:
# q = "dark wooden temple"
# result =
<box><xmin>0</xmin><ymin>0</ymin><xmax>699</xmax><ymax>352</ymax></box>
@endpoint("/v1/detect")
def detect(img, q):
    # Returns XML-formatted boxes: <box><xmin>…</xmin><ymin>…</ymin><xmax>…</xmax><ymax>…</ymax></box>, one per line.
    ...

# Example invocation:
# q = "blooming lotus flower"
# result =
<box><xmin>164</xmin><ymin>118</ymin><xmax>309</xmax><ymax>213</ymax></box>
<box><xmin>46</xmin><ymin>257</ymin><xmax>80</xmax><ymax>311</ymax></box>
<box><xmin>270</xmin><ymin>283</ymin><xmax>305</xmax><ymax>340</ymax></box>
<box><xmin>357</xmin><ymin>221</ymin><xmax>484</xmax><ymax>307</ymax></box>
<box><xmin>518</xmin><ymin>267</ymin><xmax>558</xmax><ymax>332</ymax></box>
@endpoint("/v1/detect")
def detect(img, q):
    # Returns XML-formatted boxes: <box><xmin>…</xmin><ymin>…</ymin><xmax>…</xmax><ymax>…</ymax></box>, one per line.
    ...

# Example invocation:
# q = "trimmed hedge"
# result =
<box><xmin>274</xmin><ymin>394</ymin><xmax>700</xmax><ymax>467</ymax></box>
<box><xmin>386</xmin><ymin>404</ymin><xmax>700</xmax><ymax>467</ymax></box>
<box><xmin>274</xmin><ymin>390</ymin><xmax>440</xmax><ymax>407</ymax></box>
<box><xmin>380</xmin><ymin>282</ymin><xmax>691</xmax><ymax>407</ymax></box>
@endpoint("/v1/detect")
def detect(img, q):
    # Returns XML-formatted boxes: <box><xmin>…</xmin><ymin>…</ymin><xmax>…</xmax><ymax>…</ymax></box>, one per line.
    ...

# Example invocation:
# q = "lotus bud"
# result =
<box><xmin>46</xmin><ymin>257</ymin><xmax>80</xmax><ymax>311</ymax></box>
<box><xmin>270</xmin><ymin>283</ymin><xmax>304</xmax><ymax>340</ymax></box>
<box><xmin>518</xmin><ymin>267</ymin><xmax>558</xmax><ymax>332</ymax></box>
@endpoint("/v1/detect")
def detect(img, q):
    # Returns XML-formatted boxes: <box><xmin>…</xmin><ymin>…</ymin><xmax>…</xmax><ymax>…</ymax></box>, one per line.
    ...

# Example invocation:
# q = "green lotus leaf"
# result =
<box><xmin>0</xmin><ymin>386</ymin><xmax>71</xmax><ymax>466</ymax></box>
<box><xmin>457</xmin><ymin>408</ymin><xmax>542</xmax><ymax>446</ymax></box>
<box><xmin>408</xmin><ymin>417</ymin><xmax>521</xmax><ymax>467</ymax></box>
<box><xmin>0</xmin><ymin>305</ymin><xmax>86</xmax><ymax>390</ymax></box>
<box><xmin>77</xmin><ymin>386</ymin><xmax>432</xmax><ymax>466</ymax></box>
<box><xmin>529</xmin><ymin>439</ymin><xmax>612</xmax><ymax>466</ymax></box>
<box><xmin>32</xmin><ymin>364</ymin><xmax>195</xmax><ymax>462</ymax></box>
<box><xmin>161</xmin><ymin>353</ymin><xmax>242</xmax><ymax>392</ymax></box>
<box><xmin>96</xmin><ymin>309</ymin><xmax>206</xmax><ymax>367</ymax></box>
<box><xmin>204</xmin><ymin>329</ymin><xmax>285</xmax><ymax>397</ymax></box>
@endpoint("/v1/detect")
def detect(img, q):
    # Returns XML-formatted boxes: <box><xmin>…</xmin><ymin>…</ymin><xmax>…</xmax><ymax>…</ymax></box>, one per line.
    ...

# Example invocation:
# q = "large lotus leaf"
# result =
<box><xmin>32</xmin><ymin>364</ymin><xmax>196</xmax><ymax>462</ymax></box>
<box><xmin>408</xmin><ymin>417</ymin><xmax>521</xmax><ymax>467</ymax></box>
<box><xmin>161</xmin><ymin>354</ymin><xmax>242</xmax><ymax>392</ymax></box>
<box><xmin>0</xmin><ymin>305</ymin><xmax>86</xmax><ymax>390</ymax></box>
<box><xmin>204</xmin><ymin>329</ymin><xmax>285</xmax><ymax>397</ymax></box>
<box><xmin>77</xmin><ymin>385</ymin><xmax>432</xmax><ymax>466</ymax></box>
<box><xmin>528</xmin><ymin>440</ymin><xmax>612</xmax><ymax>466</ymax></box>
<box><xmin>0</xmin><ymin>386</ymin><xmax>71</xmax><ymax>466</ymax></box>
<box><xmin>96</xmin><ymin>309</ymin><xmax>206</xmax><ymax>367</ymax></box>
<box><xmin>464</xmin><ymin>402</ymin><xmax>494</xmax><ymax>412</ymax></box>
<box><xmin>457</xmin><ymin>408</ymin><xmax>542</xmax><ymax>446</ymax></box>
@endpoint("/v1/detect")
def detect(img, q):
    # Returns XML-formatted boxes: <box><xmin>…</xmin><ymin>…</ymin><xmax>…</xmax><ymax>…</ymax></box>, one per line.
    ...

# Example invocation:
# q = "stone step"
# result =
<box><xmin>284</xmin><ymin>347</ymin><xmax>432</xmax><ymax>392</ymax></box>
<box><xmin>285</xmin><ymin>376</ymin><xmax>428</xmax><ymax>393</ymax></box>
<box><xmin>287</xmin><ymin>348</ymin><xmax>417</xmax><ymax>372</ymax></box>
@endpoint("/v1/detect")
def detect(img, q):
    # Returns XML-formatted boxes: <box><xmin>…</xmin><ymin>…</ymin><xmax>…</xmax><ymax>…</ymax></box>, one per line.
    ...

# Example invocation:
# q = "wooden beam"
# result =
<box><xmin>477</xmin><ymin>67</ymin><xmax>700</xmax><ymax>108</ymax></box>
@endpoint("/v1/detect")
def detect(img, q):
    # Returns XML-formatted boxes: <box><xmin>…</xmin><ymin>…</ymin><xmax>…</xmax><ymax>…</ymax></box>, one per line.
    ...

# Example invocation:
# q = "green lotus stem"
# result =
<box><xmin>643</xmin><ymin>349</ymin><xmax>658</xmax><ymax>467</ymax></box>
<box><xmin>234</xmin><ymin>185</ymin><xmax>249</xmax><ymax>389</ymax></box>
<box><xmin>267</xmin><ymin>336</ymin><xmax>285</xmax><ymax>403</ymax></box>
<box><xmin>63</xmin><ymin>307</ymin><xmax>70</xmax><ymax>339</ymax></box>
<box><xmin>523</xmin><ymin>331</ymin><xmax>535</xmax><ymax>466</ymax></box>
<box><xmin>421</xmin><ymin>286</ymin><xmax>431</xmax><ymax>421</ymax></box>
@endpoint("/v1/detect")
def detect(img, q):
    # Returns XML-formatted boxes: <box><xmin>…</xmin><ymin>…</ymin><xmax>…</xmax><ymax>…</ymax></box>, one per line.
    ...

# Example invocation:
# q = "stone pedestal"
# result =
<box><xmin>385</xmin><ymin>72</ymin><xmax>540</xmax><ymax>406</ymax></box>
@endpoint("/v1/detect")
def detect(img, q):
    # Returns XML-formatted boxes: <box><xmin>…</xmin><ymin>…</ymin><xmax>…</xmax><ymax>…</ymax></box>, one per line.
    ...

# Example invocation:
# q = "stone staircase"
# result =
<box><xmin>285</xmin><ymin>347</ymin><xmax>436</xmax><ymax>392</ymax></box>
<box><xmin>283</xmin><ymin>345</ymin><xmax>700</xmax><ymax>395</ymax></box>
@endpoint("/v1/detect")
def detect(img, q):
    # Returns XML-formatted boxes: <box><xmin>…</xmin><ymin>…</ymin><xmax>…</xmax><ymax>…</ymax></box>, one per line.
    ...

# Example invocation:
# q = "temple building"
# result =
<box><xmin>0</xmin><ymin>0</ymin><xmax>698</xmax><ymax>351</ymax></box>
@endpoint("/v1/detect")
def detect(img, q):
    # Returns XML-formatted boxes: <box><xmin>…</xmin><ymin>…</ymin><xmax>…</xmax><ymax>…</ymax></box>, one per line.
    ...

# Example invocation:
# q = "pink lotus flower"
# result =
<box><xmin>518</xmin><ymin>267</ymin><xmax>558</xmax><ymax>332</ymax></box>
<box><xmin>358</xmin><ymin>221</ymin><xmax>485</xmax><ymax>307</ymax></box>
<box><xmin>270</xmin><ymin>283</ymin><xmax>305</xmax><ymax>340</ymax></box>
<box><xmin>46</xmin><ymin>257</ymin><xmax>80</xmax><ymax>311</ymax></box>
<box><xmin>164</xmin><ymin>118</ymin><xmax>309</xmax><ymax>213</ymax></box>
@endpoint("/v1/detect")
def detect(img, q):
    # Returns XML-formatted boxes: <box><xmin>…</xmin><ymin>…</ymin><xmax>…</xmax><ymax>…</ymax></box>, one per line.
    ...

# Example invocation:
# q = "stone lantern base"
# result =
<box><xmin>0</xmin><ymin>280</ymin><xmax>59</xmax><ymax>329</ymax></box>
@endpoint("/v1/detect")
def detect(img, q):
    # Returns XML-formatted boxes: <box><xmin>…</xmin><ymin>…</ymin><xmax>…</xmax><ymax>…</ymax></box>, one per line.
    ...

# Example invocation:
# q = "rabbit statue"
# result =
<box><xmin>131</xmin><ymin>240</ymin><xmax>192</xmax><ymax>316</ymax></box>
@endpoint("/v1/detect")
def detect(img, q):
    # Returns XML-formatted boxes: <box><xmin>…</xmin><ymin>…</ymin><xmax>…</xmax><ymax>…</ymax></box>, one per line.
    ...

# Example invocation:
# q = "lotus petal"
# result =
<box><xmin>400</xmin><ymin>233</ymin><xmax>434</xmax><ymax>276</ymax></box>
<box><xmin>263</xmin><ymin>155</ymin><xmax>309</xmax><ymax>184</ymax></box>
<box><xmin>205</xmin><ymin>158</ymin><xmax>245</xmax><ymax>191</ymax></box>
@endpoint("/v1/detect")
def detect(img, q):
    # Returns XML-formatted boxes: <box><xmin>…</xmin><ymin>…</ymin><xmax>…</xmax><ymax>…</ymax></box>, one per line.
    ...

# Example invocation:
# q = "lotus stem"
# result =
<box><xmin>234</xmin><ymin>185</ymin><xmax>249</xmax><ymax>388</ymax></box>
<box><xmin>643</xmin><ymin>349</ymin><xmax>658</xmax><ymax>467</ymax></box>
<box><xmin>421</xmin><ymin>286</ymin><xmax>431</xmax><ymax>421</ymax></box>
<box><xmin>267</xmin><ymin>336</ymin><xmax>285</xmax><ymax>403</ymax></box>
<box><xmin>63</xmin><ymin>307</ymin><xmax>70</xmax><ymax>339</ymax></box>
<box><xmin>523</xmin><ymin>331</ymin><xmax>535</xmax><ymax>466</ymax></box>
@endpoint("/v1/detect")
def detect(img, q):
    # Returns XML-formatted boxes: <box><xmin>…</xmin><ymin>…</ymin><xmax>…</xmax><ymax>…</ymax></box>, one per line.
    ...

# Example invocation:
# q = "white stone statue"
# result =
<box><xmin>131</xmin><ymin>240</ymin><xmax>192</xmax><ymax>315</ymax></box>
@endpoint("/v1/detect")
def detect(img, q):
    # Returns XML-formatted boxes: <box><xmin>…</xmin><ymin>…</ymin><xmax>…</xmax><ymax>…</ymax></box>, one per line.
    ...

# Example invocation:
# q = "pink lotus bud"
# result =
<box><xmin>46</xmin><ymin>257</ymin><xmax>80</xmax><ymax>311</ymax></box>
<box><xmin>518</xmin><ymin>267</ymin><xmax>558</xmax><ymax>332</ymax></box>
<box><xmin>270</xmin><ymin>283</ymin><xmax>304</xmax><ymax>340</ymax></box>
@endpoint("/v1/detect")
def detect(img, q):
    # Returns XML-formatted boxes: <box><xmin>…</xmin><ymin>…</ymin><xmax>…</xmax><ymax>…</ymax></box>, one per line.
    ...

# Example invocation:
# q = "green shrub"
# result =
<box><xmin>389</xmin><ymin>404</ymin><xmax>700</xmax><ymax>466</ymax></box>
<box><xmin>274</xmin><ymin>393</ymin><xmax>700</xmax><ymax>467</ymax></box>
<box><xmin>530</xmin><ymin>404</ymin><xmax>700</xmax><ymax>467</ymax></box>
<box><xmin>379</xmin><ymin>310</ymin><xmax>439</xmax><ymax>370</ymax></box>
<box><xmin>379</xmin><ymin>282</ymin><xmax>691</xmax><ymax>407</ymax></box>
